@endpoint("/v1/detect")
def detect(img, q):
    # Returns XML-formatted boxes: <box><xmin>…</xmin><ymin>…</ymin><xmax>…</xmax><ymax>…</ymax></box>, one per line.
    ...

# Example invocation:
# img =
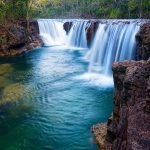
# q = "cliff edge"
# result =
<box><xmin>92</xmin><ymin>60</ymin><xmax>150</xmax><ymax>150</ymax></box>
<box><xmin>92</xmin><ymin>23</ymin><xmax>150</xmax><ymax>150</ymax></box>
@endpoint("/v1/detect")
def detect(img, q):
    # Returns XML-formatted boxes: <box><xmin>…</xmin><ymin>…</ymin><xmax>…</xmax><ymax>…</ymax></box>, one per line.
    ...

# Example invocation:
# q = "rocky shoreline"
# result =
<box><xmin>0</xmin><ymin>21</ymin><xmax>43</xmax><ymax>57</ymax></box>
<box><xmin>92</xmin><ymin>23</ymin><xmax>150</xmax><ymax>150</ymax></box>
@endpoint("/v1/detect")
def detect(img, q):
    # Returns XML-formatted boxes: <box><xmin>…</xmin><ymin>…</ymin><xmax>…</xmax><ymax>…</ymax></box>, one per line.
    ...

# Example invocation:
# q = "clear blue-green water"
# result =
<box><xmin>0</xmin><ymin>47</ymin><xmax>113</xmax><ymax>150</ymax></box>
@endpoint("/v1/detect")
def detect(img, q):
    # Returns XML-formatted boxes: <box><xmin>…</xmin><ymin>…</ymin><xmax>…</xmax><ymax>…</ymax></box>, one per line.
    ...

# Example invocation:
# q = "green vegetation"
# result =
<box><xmin>0</xmin><ymin>0</ymin><xmax>150</xmax><ymax>24</ymax></box>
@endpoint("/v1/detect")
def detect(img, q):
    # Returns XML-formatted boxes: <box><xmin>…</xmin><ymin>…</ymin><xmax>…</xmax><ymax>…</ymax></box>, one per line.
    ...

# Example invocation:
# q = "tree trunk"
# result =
<box><xmin>26</xmin><ymin>0</ymin><xmax>30</xmax><ymax>33</ymax></box>
<box><xmin>128</xmin><ymin>9</ymin><xmax>130</xmax><ymax>19</ymax></box>
<box><xmin>139</xmin><ymin>0</ymin><xmax>143</xmax><ymax>18</ymax></box>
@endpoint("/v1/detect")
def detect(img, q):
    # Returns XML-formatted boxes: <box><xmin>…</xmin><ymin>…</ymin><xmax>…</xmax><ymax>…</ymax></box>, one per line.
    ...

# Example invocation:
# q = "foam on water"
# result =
<box><xmin>86</xmin><ymin>21</ymin><xmax>140</xmax><ymax>75</ymax></box>
<box><xmin>38</xmin><ymin>19</ymin><xmax>141</xmax><ymax>77</ymax></box>
<box><xmin>74</xmin><ymin>73</ymin><xmax>114</xmax><ymax>87</ymax></box>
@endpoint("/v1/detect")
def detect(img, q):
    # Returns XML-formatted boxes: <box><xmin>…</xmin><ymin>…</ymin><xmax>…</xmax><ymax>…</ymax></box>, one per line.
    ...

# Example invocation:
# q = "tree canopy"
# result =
<box><xmin>0</xmin><ymin>0</ymin><xmax>150</xmax><ymax>24</ymax></box>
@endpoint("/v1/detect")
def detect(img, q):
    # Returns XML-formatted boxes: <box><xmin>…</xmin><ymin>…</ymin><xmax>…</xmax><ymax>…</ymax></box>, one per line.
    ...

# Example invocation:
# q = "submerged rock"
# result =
<box><xmin>0</xmin><ymin>76</ymin><xmax>12</xmax><ymax>89</ymax></box>
<box><xmin>0</xmin><ymin>64</ymin><xmax>13</xmax><ymax>75</ymax></box>
<box><xmin>0</xmin><ymin>83</ymin><xmax>26</xmax><ymax>105</ymax></box>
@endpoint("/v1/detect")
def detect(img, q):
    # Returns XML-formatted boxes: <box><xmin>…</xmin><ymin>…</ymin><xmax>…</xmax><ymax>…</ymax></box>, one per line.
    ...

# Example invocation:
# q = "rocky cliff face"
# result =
<box><xmin>86</xmin><ymin>21</ymin><xmax>99</xmax><ymax>47</ymax></box>
<box><xmin>92</xmin><ymin>60</ymin><xmax>150</xmax><ymax>150</ymax></box>
<box><xmin>92</xmin><ymin>23</ymin><xmax>150</xmax><ymax>150</ymax></box>
<box><xmin>136</xmin><ymin>23</ymin><xmax>150</xmax><ymax>60</ymax></box>
<box><xmin>111</xmin><ymin>60</ymin><xmax>150</xmax><ymax>150</ymax></box>
<box><xmin>0</xmin><ymin>21</ymin><xmax>43</xmax><ymax>56</ymax></box>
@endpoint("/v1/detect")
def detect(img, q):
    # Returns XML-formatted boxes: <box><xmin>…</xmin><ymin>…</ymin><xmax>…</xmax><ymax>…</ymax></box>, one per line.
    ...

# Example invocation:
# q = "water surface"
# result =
<box><xmin>0</xmin><ymin>47</ymin><xmax>113</xmax><ymax>150</ymax></box>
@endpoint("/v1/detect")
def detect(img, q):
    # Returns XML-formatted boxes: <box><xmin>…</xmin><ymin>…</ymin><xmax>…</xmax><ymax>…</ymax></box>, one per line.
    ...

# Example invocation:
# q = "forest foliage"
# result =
<box><xmin>0</xmin><ymin>0</ymin><xmax>150</xmax><ymax>24</ymax></box>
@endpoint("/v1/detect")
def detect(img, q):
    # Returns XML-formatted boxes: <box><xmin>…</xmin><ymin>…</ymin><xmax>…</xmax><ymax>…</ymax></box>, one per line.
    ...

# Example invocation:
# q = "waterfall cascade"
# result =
<box><xmin>67</xmin><ymin>20</ymin><xmax>90</xmax><ymax>48</ymax></box>
<box><xmin>86</xmin><ymin>21</ymin><xmax>140</xmax><ymax>75</ymax></box>
<box><xmin>38</xmin><ymin>19</ymin><xmax>141</xmax><ymax>76</ymax></box>
<box><xmin>38</xmin><ymin>19</ymin><xmax>66</xmax><ymax>46</ymax></box>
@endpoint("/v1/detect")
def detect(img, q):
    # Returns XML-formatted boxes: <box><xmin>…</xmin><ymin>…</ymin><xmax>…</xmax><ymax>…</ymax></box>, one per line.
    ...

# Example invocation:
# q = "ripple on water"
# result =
<box><xmin>0</xmin><ymin>47</ymin><xmax>113</xmax><ymax>150</ymax></box>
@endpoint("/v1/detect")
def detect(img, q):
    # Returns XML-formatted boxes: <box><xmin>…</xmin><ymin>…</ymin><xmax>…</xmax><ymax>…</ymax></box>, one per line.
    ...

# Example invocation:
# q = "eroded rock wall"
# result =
<box><xmin>111</xmin><ymin>60</ymin><xmax>150</xmax><ymax>150</ymax></box>
<box><xmin>86</xmin><ymin>21</ymin><xmax>99</xmax><ymax>47</ymax></box>
<box><xmin>0</xmin><ymin>20</ymin><xmax>43</xmax><ymax>56</ymax></box>
<box><xmin>136</xmin><ymin>23</ymin><xmax>150</xmax><ymax>60</ymax></box>
<box><xmin>92</xmin><ymin>60</ymin><xmax>150</xmax><ymax>150</ymax></box>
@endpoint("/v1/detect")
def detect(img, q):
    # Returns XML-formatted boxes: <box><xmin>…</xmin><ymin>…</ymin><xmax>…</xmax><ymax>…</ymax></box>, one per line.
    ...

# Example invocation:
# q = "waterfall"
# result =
<box><xmin>37</xmin><ymin>19</ymin><xmax>141</xmax><ymax>77</ymax></box>
<box><xmin>86</xmin><ymin>21</ymin><xmax>140</xmax><ymax>75</ymax></box>
<box><xmin>38</xmin><ymin>19</ymin><xmax>90</xmax><ymax>48</ymax></box>
<box><xmin>38</xmin><ymin>19</ymin><xmax>67</xmax><ymax>46</ymax></box>
<box><xmin>67</xmin><ymin>20</ymin><xmax>90</xmax><ymax>48</ymax></box>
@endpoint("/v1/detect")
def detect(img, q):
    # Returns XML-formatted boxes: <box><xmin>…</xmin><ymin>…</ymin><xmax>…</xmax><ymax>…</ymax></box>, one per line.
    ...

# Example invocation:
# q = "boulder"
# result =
<box><xmin>63</xmin><ymin>22</ymin><xmax>73</xmax><ymax>34</ymax></box>
<box><xmin>0</xmin><ymin>83</ymin><xmax>27</xmax><ymax>105</ymax></box>
<box><xmin>86</xmin><ymin>21</ymin><xmax>99</xmax><ymax>47</ymax></box>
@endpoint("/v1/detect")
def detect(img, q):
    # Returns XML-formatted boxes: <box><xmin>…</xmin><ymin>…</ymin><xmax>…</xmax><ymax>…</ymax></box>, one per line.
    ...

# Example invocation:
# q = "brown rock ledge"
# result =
<box><xmin>92</xmin><ymin>60</ymin><xmax>150</xmax><ymax>150</ymax></box>
<box><xmin>0</xmin><ymin>21</ymin><xmax>43</xmax><ymax>57</ymax></box>
<box><xmin>91</xmin><ymin>123</ymin><xmax>111</xmax><ymax>150</ymax></box>
<box><xmin>136</xmin><ymin>22</ymin><xmax>150</xmax><ymax>60</ymax></box>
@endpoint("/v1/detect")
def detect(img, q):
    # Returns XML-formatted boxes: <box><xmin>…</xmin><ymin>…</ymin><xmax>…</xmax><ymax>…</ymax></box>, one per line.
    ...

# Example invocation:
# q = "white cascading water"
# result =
<box><xmin>38</xmin><ymin>19</ymin><xmax>140</xmax><ymax>86</ymax></box>
<box><xmin>67</xmin><ymin>20</ymin><xmax>90</xmax><ymax>48</ymax></box>
<box><xmin>38</xmin><ymin>19</ymin><xmax>67</xmax><ymax>46</ymax></box>
<box><xmin>38</xmin><ymin>19</ymin><xmax>90</xmax><ymax>48</ymax></box>
<box><xmin>86</xmin><ymin>21</ymin><xmax>140</xmax><ymax>75</ymax></box>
